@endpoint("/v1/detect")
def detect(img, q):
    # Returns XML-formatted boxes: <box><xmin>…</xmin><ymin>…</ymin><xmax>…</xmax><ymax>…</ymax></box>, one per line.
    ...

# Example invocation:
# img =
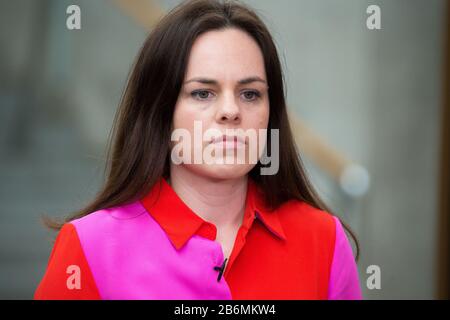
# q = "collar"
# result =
<box><xmin>140</xmin><ymin>176</ymin><xmax>287</xmax><ymax>250</ymax></box>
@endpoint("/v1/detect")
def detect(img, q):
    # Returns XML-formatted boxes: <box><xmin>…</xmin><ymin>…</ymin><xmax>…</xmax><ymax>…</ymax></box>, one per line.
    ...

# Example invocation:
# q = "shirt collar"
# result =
<box><xmin>140</xmin><ymin>176</ymin><xmax>287</xmax><ymax>250</ymax></box>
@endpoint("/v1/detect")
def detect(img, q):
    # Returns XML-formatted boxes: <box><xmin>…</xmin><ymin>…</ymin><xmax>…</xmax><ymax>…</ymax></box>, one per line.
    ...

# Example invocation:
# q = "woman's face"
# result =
<box><xmin>171</xmin><ymin>27</ymin><xmax>270</xmax><ymax>180</ymax></box>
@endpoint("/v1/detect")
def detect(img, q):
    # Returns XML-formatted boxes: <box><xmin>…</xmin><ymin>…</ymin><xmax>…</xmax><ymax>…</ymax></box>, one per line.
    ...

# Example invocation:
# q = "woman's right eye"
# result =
<box><xmin>191</xmin><ymin>90</ymin><xmax>213</xmax><ymax>101</ymax></box>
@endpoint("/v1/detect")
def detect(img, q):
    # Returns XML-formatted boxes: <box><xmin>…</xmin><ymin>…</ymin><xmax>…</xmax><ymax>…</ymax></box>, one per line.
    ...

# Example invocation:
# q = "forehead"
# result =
<box><xmin>184</xmin><ymin>28</ymin><xmax>266</xmax><ymax>81</ymax></box>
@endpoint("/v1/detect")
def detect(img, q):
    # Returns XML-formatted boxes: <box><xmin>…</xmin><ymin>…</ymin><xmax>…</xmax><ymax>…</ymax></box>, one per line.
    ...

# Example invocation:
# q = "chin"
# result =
<box><xmin>186</xmin><ymin>163</ymin><xmax>255</xmax><ymax>181</ymax></box>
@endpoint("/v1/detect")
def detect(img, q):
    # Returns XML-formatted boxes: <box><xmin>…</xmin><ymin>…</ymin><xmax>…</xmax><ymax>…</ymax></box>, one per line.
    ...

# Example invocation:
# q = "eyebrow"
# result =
<box><xmin>183</xmin><ymin>76</ymin><xmax>267</xmax><ymax>85</ymax></box>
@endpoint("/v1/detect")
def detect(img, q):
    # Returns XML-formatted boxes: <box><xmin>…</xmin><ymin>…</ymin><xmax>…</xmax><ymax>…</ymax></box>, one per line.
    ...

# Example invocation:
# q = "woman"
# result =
<box><xmin>34</xmin><ymin>0</ymin><xmax>362</xmax><ymax>300</ymax></box>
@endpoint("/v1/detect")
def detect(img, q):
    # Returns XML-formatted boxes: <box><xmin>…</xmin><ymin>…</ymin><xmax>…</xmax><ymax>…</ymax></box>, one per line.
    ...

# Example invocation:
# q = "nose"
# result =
<box><xmin>215</xmin><ymin>94</ymin><xmax>241</xmax><ymax>124</ymax></box>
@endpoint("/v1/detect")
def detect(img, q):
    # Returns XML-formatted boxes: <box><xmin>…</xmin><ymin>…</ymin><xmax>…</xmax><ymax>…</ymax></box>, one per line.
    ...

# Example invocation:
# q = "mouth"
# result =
<box><xmin>210</xmin><ymin>134</ymin><xmax>247</xmax><ymax>148</ymax></box>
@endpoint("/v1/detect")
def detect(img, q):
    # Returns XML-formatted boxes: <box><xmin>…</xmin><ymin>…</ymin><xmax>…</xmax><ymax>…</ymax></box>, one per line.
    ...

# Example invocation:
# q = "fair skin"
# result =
<box><xmin>169</xmin><ymin>28</ymin><xmax>270</xmax><ymax>261</ymax></box>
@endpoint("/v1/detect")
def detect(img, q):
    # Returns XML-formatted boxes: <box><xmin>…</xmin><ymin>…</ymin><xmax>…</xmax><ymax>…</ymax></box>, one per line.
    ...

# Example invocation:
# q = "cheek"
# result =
<box><xmin>172</xmin><ymin>101</ymin><xmax>199</xmax><ymax>132</ymax></box>
<box><xmin>171</xmin><ymin>101</ymin><xmax>212</xmax><ymax>152</ymax></box>
<box><xmin>256</xmin><ymin>103</ymin><xmax>270</xmax><ymax>129</ymax></box>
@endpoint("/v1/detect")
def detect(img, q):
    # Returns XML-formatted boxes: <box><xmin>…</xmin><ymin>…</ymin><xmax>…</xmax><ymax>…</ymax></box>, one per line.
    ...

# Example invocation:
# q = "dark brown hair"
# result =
<box><xmin>44</xmin><ymin>0</ymin><xmax>359</xmax><ymax>260</ymax></box>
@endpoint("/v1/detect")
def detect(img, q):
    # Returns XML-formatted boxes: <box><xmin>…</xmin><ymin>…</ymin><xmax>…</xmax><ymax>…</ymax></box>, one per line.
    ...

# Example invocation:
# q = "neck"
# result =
<box><xmin>168</xmin><ymin>164</ymin><xmax>248</xmax><ymax>229</ymax></box>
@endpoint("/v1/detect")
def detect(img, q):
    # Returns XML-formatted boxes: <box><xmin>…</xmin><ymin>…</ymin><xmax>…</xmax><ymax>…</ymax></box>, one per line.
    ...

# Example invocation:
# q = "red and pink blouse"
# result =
<box><xmin>34</xmin><ymin>177</ymin><xmax>362</xmax><ymax>299</ymax></box>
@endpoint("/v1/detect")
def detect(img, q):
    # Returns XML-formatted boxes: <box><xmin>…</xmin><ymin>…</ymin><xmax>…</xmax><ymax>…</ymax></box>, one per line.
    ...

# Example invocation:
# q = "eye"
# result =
<box><xmin>191</xmin><ymin>90</ymin><xmax>214</xmax><ymax>101</ymax></box>
<box><xmin>241</xmin><ymin>90</ymin><xmax>261</xmax><ymax>102</ymax></box>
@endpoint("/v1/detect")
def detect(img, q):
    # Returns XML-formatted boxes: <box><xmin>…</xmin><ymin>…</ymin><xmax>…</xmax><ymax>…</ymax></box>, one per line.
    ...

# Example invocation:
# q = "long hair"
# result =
<box><xmin>44</xmin><ymin>0</ymin><xmax>359</xmax><ymax>260</ymax></box>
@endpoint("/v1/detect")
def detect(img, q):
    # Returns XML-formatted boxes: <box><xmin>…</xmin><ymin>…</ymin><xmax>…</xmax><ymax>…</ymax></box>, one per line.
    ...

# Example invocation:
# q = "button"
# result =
<box><xmin>213</xmin><ymin>258</ymin><xmax>228</xmax><ymax>282</ymax></box>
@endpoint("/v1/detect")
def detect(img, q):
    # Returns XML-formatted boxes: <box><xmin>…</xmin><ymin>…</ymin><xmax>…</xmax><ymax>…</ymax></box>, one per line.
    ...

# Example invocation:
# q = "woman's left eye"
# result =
<box><xmin>241</xmin><ymin>90</ymin><xmax>261</xmax><ymax>101</ymax></box>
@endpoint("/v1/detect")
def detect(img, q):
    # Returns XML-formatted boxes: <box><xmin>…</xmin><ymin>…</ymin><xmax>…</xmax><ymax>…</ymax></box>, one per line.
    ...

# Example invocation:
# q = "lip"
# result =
<box><xmin>210</xmin><ymin>134</ymin><xmax>247</xmax><ymax>146</ymax></box>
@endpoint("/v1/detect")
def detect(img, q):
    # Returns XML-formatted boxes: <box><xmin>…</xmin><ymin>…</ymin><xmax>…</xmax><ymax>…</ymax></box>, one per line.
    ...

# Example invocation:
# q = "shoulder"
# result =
<box><xmin>276</xmin><ymin>199</ymin><xmax>337</xmax><ymax>239</ymax></box>
<box><xmin>34</xmin><ymin>221</ymin><xmax>101</xmax><ymax>299</ymax></box>
<box><xmin>69</xmin><ymin>200</ymin><xmax>149</xmax><ymax>235</ymax></box>
<box><xmin>277</xmin><ymin>201</ymin><xmax>362</xmax><ymax>299</ymax></box>
<box><xmin>60</xmin><ymin>200</ymin><xmax>154</xmax><ymax>259</ymax></box>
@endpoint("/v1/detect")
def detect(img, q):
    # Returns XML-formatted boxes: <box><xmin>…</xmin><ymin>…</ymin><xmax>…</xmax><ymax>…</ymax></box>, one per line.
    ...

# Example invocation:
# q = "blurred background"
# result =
<box><xmin>0</xmin><ymin>0</ymin><xmax>448</xmax><ymax>299</ymax></box>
